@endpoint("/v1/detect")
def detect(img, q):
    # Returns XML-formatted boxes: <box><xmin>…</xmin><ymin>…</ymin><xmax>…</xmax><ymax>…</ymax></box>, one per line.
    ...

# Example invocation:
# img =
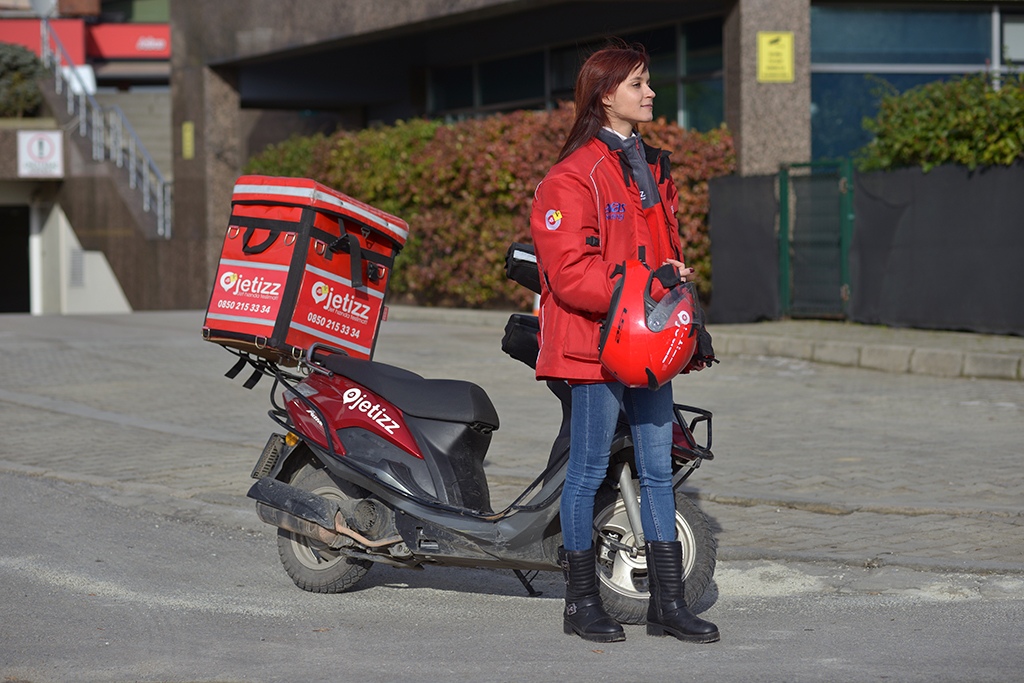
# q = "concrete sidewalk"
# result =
<box><xmin>0</xmin><ymin>308</ymin><xmax>1021</xmax><ymax>584</ymax></box>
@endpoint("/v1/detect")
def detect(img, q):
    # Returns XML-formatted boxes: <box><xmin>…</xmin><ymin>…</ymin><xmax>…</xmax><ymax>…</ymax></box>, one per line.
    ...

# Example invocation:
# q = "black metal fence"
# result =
<box><xmin>708</xmin><ymin>162</ymin><xmax>1024</xmax><ymax>336</ymax></box>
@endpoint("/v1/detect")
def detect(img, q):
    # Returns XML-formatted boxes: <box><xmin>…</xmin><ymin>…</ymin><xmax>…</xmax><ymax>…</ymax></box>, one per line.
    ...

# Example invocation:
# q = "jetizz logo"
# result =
<box><xmin>219</xmin><ymin>272</ymin><xmax>281</xmax><ymax>297</ymax></box>
<box><xmin>341</xmin><ymin>388</ymin><xmax>400</xmax><ymax>434</ymax></box>
<box><xmin>311</xmin><ymin>281</ymin><xmax>371</xmax><ymax>320</ymax></box>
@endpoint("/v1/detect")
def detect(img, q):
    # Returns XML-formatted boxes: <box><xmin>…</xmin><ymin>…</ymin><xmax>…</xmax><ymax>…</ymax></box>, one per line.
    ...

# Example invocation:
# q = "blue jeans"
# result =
<box><xmin>560</xmin><ymin>381</ymin><xmax>677</xmax><ymax>551</ymax></box>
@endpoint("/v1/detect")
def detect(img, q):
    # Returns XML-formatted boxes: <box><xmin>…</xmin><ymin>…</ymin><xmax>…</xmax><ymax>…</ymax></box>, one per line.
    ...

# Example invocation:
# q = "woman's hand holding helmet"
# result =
<box><xmin>650</xmin><ymin>259</ymin><xmax>695</xmax><ymax>304</ymax></box>
<box><xmin>663</xmin><ymin>258</ymin><xmax>694</xmax><ymax>283</ymax></box>
<box><xmin>649</xmin><ymin>259</ymin><xmax>716</xmax><ymax>376</ymax></box>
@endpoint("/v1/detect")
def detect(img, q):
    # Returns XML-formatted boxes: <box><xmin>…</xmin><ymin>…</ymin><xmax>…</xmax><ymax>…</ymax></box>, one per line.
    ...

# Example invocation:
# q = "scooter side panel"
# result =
<box><xmin>335</xmin><ymin>426</ymin><xmax>438</xmax><ymax>500</ymax></box>
<box><xmin>286</xmin><ymin>373</ymin><xmax>422</xmax><ymax>458</ymax></box>
<box><xmin>402</xmin><ymin>415</ymin><xmax>493</xmax><ymax>513</ymax></box>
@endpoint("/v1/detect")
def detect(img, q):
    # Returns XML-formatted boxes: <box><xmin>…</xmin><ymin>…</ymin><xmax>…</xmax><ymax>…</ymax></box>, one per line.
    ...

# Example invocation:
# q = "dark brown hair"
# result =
<box><xmin>557</xmin><ymin>41</ymin><xmax>650</xmax><ymax>162</ymax></box>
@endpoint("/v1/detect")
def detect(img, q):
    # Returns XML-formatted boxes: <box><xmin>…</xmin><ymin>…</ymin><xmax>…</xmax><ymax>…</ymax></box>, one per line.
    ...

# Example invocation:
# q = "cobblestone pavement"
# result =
<box><xmin>0</xmin><ymin>309</ymin><xmax>1021</xmax><ymax>580</ymax></box>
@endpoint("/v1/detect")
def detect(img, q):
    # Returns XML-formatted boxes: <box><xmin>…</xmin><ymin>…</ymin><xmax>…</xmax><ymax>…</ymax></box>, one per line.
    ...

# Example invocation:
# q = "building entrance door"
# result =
<box><xmin>0</xmin><ymin>206</ymin><xmax>31</xmax><ymax>313</ymax></box>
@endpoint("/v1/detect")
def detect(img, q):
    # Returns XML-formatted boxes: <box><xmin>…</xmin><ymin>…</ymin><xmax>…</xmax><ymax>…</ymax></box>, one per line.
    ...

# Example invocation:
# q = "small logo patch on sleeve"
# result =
<box><xmin>545</xmin><ymin>209</ymin><xmax>563</xmax><ymax>230</ymax></box>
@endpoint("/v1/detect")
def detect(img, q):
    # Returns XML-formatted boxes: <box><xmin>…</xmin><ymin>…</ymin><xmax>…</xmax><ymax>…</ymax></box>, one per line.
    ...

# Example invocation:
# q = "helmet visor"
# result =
<box><xmin>647</xmin><ymin>282</ymin><xmax>699</xmax><ymax>333</ymax></box>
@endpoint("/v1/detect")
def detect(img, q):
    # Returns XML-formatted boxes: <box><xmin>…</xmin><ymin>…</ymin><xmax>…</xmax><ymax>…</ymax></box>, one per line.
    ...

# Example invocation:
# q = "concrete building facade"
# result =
<box><xmin>172</xmin><ymin>0</ymin><xmax>1024</xmax><ymax>311</ymax></box>
<box><xmin>1</xmin><ymin>0</ymin><xmax>173</xmax><ymax>313</ymax></box>
<box><xmin>172</xmin><ymin>0</ymin><xmax>818</xmax><ymax>310</ymax></box>
<box><xmin>5</xmin><ymin>0</ymin><xmax>1022</xmax><ymax>312</ymax></box>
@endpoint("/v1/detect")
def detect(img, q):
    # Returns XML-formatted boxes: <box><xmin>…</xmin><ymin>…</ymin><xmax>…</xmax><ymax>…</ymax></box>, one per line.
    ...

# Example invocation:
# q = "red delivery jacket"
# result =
<box><xmin>530</xmin><ymin>135</ymin><xmax>683</xmax><ymax>383</ymax></box>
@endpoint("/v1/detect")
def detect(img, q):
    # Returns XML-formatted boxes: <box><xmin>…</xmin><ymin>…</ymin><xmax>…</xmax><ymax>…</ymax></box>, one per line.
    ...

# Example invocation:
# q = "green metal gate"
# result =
<box><xmin>778</xmin><ymin>160</ymin><xmax>854</xmax><ymax>318</ymax></box>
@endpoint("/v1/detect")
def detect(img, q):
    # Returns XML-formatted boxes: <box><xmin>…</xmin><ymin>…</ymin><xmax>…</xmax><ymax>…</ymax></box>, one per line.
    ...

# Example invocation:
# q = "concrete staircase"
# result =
<box><xmin>93</xmin><ymin>91</ymin><xmax>172</xmax><ymax>181</ymax></box>
<box><xmin>39</xmin><ymin>18</ymin><xmax>172</xmax><ymax>238</ymax></box>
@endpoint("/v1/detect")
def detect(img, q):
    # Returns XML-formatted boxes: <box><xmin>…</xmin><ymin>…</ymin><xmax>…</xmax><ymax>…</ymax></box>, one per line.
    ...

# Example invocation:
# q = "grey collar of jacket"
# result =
<box><xmin>595</xmin><ymin>128</ymin><xmax>661</xmax><ymax>210</ymax></box>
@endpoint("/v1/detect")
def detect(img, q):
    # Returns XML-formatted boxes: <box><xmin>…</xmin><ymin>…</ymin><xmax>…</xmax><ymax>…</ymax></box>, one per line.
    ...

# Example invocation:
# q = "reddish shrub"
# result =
<box><xmin>245</xmin><ymin>108</ymin><xmax>735</xmax><ymax>308</ymax></box>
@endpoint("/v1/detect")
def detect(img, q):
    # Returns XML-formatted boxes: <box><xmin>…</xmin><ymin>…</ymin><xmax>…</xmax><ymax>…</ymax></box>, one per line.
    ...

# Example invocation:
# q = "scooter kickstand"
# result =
<box><xmin>513</xmin><ymin>569</ymin><xmax>543</xmax><ymax>597</ymax></box>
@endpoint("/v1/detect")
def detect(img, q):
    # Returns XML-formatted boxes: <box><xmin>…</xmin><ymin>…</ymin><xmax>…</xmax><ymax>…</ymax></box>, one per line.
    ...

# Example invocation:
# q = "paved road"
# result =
<box><xmin>1</xmin><ymin>308</ymin><xmax>1022</xmax><ymax>681</ymax></box>
<box><xmin>1</xmin><ymin>309</ymin><xmax>1021</xmax><ymax>578</ymax></box>
<box><xmin>3</xmin><ymin>472</ymin><xmax>1023</xmax><ymax>683</ymax></box>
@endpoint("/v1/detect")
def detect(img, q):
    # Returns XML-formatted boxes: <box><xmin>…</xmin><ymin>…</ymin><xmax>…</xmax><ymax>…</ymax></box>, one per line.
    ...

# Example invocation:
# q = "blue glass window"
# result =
<box><xmin>431</xmin><ymin>65</ymin><xmax>473</xmax><ymax>112</ymax></box>
<box><xmin>811</xmin><ymin>72</ymin><xmax>957</xmax><ymax>160</ymax></box>
<box><xmin>622</xmin><ymin>26</ymin><xmax>677</xmax><ymax>82</ymax></box>
<box><xmin>811</xmin><ymin>6</ymin><xmax>991</xmax><ymax>65</ymax></box>
<box><xmin>428</xmin><ymin>17</ymin><xmax>724</xmax><ymax>130</ymax></box>
<box><xmin>479</xmin><ymin>52</ymin><xmax>544</xmax><ymax>106</ymax></box>
<box><xmin>684</xmin><ymin>18</ymin><xmax>724</xmax><ymax>75</ymax></box>
<box><xmin>549</xmin><ymin>45</ymin><xmax>585</xmax><ymax>101</ymax></box>
<box><xmin>684</xmin><ymin>78</ymin><xmax>724</xmax><ymax>133</ymax></box>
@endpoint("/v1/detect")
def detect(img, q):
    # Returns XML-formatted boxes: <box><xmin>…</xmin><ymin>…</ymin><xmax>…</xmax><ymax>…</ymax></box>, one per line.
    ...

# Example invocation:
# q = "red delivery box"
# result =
<box><xmin>202</xmin><ymin>175</ymin><xmax>409</xmax><ymax>365</ymax></box>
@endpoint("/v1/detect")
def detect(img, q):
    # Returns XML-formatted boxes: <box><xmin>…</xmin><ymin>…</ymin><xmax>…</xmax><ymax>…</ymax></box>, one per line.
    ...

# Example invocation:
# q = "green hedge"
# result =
<box><xmin>0</xmin><ymin>42</ymin><xmax>47</xmax><ymax>118</ymax></box>
<box><xmin>856</xmin><ymin>71</ymin><xmax>1024</xmax><ymax>173</ymax></box>
<box><xmin>245</xmin><ymin>107</ymin><xmax>735</xmax><ymax>309</ymax></box>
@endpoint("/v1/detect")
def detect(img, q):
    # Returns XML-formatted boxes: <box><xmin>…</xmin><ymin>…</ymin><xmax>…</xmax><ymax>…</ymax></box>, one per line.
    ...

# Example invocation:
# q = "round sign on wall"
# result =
<box><xmin>17</xmin><ymin>130</ymin><xmax>64</xmax><ymax>178</ymax></box>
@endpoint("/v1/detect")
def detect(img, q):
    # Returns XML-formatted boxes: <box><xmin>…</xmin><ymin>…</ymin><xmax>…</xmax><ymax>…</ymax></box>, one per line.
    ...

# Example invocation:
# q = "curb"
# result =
<box><xmin>711</xmin><ymin>333</ymin><xmax>1022</xmax><ymax>381</ymax></box>
<box><xmin>686</xmin><ymin>488</ymin><xmax>1024</xmax><ymax>520</ymax></box>
<box><xmin>717</xmin><ymin>546</ymin><xmax>1024</xmax><ymax>576</ymax></box>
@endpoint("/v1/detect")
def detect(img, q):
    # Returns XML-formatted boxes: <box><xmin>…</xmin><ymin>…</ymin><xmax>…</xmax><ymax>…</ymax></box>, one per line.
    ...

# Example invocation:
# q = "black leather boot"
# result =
<box><xmin>646</xmin><ymin>540</ymin><xmax>720</xmax><ymax>643</ymax></box>
<box><xmin>559</xmin><ymin>546</ymin><xmax>625</xmax><ymax>642</ymax></box>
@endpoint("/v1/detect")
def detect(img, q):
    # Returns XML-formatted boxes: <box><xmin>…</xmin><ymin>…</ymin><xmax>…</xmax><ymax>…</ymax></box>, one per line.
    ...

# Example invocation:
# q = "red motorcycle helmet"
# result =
<box><xmin>598</xmin><ymin>260</ymin><xmax>700</xmax><ymax>391</ymax></box>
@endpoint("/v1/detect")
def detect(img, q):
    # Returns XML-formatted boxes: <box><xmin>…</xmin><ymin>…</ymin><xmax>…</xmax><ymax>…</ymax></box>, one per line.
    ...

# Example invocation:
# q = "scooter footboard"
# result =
<box><xmin>391</xmin><ymin>506</ymin><xmax>560</xmax><ymax>572</ymax></box>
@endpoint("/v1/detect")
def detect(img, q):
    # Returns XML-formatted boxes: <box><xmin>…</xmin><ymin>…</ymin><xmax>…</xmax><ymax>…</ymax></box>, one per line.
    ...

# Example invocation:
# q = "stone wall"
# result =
<box><xmin>169</xmin><ymin>0</ymin><xmax>526</xmax><ymax>307</ymax></box>
<box><xmin>724</xmin><ymin>0</ymin><xmax>811</xmax><ymax>176</ymax></box>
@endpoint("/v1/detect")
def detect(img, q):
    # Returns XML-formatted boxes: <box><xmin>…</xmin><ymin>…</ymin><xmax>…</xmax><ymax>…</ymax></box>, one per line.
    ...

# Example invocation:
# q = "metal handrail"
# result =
<box><xmin>38</xmin><ymin>18</ymin><xmax>172</xmax><ymax>238</ymax></box>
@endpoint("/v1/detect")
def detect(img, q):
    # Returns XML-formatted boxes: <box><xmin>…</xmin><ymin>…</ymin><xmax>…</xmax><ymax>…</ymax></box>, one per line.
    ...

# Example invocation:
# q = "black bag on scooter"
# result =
<box><xmin>504</xmin><ymin>243</ymin><xmax>542</xmax><ymax>295</ymax></box>
<box><xmin>501</xmin><ymin>314</ymin><xmax>540</xmax><ymax>369</ymax></box>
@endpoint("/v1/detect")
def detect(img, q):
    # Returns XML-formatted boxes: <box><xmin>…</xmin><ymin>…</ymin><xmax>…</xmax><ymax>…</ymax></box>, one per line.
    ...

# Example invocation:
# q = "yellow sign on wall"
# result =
<box><xmin>757</xmin><ymin>31</ymin><xmax>794</xmax><ymax>83</ymax></box>
<box><xmin>182</xmin><ymin>121</ymin><xmax>195</xmax><ymax>160</ymax></box>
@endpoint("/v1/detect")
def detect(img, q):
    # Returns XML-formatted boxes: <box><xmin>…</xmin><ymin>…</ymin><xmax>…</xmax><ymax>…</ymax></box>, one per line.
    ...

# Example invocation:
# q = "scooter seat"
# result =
<box><xmin>314</xmin><ymin>352</ymin><xmax>499</xmax><ymax>431</ymax></box>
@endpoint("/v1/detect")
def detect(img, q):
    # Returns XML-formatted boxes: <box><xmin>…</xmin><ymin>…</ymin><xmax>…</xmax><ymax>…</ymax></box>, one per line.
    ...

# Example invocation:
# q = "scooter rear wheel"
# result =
<box><xmin>276</xmin><ymin>466</ymin><xmax>373</xmax><ymax>593</ymax></box>
<box><xmin>593</xmin><ymin>489</ymin><xmax>716</xmax><ymax>625</ymax></box>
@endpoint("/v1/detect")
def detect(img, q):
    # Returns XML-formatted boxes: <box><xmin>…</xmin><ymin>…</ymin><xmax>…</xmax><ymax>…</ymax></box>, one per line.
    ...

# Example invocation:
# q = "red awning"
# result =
<box><xmin>86</xmin><ymin>23</ymin><xmax>170</xmax><ymax>60</ymax></box>
<box><xmin>0</xmin><ymin>18</ymin><xmax>86</xmax><ymax>63</ymax></box>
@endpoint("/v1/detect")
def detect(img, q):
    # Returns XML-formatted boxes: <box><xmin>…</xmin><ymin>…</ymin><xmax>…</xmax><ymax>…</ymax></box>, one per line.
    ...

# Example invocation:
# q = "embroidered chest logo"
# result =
<box><xmin>604</xmin><ymin>202</ymin><xmax>626</xmax><ymax>221</ymax></box>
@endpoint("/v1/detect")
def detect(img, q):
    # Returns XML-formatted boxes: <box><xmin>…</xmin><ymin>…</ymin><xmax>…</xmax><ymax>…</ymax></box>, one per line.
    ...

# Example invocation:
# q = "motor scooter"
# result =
<box><xmin>229</xmin><ymin>244</ymin><xmax>718</xmax><ymax>624</ymax></box>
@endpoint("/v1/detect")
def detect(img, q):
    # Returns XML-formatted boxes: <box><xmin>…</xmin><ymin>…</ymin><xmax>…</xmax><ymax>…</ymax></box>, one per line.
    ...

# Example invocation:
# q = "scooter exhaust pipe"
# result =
<box><xmin>256</xmin><ymin>502</ymin><xmax>346</xmax><ymax>546</ymax></box>
<box><xmin>248</xmin><ymin>477</ymin><xmax>401</xmax><ymax>549</ymax></box>
<box><xmin>256</xmin><ymin>502</ymin><xmax>420</xmax><ymax>572</ymax></box>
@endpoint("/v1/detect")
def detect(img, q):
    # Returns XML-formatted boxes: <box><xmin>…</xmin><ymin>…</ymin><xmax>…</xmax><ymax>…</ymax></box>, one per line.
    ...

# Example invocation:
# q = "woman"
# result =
<box><xmin>530</xmin><ymin>43</ymin><xmax>720</xmax><ymax>644</ymax></box>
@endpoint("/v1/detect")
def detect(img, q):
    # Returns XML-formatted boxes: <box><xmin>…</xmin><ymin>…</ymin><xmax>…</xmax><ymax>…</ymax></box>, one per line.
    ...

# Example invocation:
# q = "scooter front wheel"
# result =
<box><xmin>276</xmin><ymin>466</ymin><xmax>373</xmax><ymax>593</ymax></box>
<box><xmin>593</xmin><ymin>489</ymin><xmax>716</xmax><ymax>625</ymax></box>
